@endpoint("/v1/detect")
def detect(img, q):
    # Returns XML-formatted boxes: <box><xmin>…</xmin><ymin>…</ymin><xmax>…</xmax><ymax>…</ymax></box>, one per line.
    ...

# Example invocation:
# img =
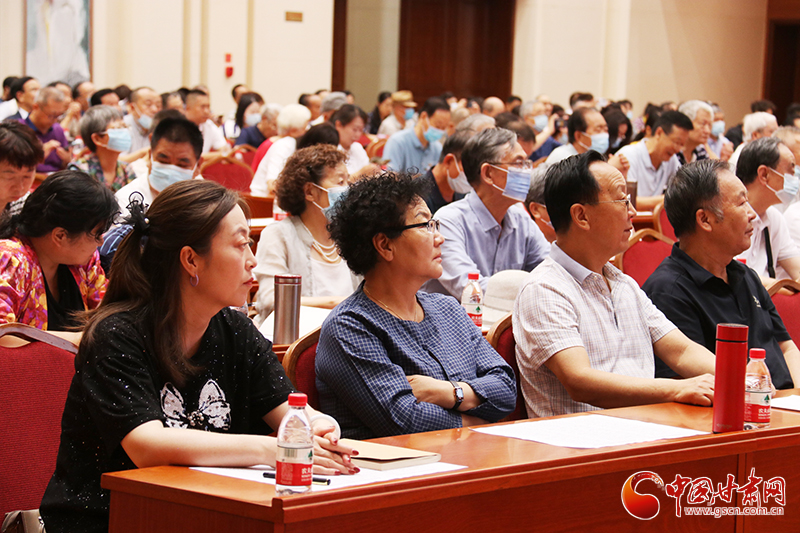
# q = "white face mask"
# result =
<box><xmin>447</xmin><ymin>161</ymin><xmax>472</xmax><ymax>194</ymax></box>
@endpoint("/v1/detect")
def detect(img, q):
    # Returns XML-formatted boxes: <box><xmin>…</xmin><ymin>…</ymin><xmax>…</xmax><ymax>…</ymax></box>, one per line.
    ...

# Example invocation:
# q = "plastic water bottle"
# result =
<box><xmin>275</xmin><ymin>393</ymin><xmax>313</xmax><ymax>494</ymax></box>
<box><xmin>461</xmin><ymin>272</ymin><xmax>483</xmax><ymax>328</ymax></box>
<box><xmin>744</xmin><ymin>348</ymin><xmax>772</xmax><ymax>430</ymax></box>
<box><xmin>71</xmin><ymin>137</ymin><xmax>84</xmax><ymax>157</ymax></box>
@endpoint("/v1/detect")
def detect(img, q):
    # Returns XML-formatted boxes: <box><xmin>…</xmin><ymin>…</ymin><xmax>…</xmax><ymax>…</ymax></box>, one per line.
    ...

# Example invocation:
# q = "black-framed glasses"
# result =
<box><xmin>394</xmin><ymin>219</ymin><xmax>440</xmax><ymax>234</ymax></box>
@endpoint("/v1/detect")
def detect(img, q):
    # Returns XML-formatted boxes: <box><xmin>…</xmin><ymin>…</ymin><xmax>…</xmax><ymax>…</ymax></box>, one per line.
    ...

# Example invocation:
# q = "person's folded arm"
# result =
<box><xmin>316</xmin><ymin>312</ymin><xmax>462</xmax><ymax>436</ymax></box>
<box><xmin>459</xmin><ymin>325</ymin><xmax>516</xmax><ymax>422</ymax></box>
<box><xmin>544</xmin><ymin>345</ymin><xmax>714</xmax><ymax>409</ymax></box>
<box><xmin>779</xmin><ymin>340</ymin><xmax>800</xmax><ymax>388</ymax></box>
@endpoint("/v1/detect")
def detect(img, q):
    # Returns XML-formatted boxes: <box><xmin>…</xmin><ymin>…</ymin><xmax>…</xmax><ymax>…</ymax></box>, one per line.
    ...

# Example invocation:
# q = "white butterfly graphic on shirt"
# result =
<box><xmin>160</xmin><ymin>379</ymin><xmax>231</xmax><ymax>430</ymax></box>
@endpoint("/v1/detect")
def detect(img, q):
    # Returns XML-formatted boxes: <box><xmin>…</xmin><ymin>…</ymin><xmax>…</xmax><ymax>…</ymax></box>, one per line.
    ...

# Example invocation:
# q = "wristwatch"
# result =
<box><xmin>450</xmin><ymin>381</ymin><xmax>464</xmax><ymax>409</ymax></box>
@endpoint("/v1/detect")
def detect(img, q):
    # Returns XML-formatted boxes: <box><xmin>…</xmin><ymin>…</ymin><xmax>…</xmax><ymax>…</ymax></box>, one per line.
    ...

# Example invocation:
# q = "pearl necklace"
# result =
<box><xmin>311</xmin><ymin>240</ymin><xmax>341</xmax><ymax>263</ymax></box>
<box><xmin>363</xmin><ymin>285</ymin><xmax>419</xmax><ymax>322</ymax></box>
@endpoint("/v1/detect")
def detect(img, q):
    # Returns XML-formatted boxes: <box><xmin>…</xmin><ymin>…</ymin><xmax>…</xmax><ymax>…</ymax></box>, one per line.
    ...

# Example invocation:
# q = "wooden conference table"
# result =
<box><xmin>103</xmin><ymin>392</ymin><xmax>800</xmax><ymax>533</ymax></box>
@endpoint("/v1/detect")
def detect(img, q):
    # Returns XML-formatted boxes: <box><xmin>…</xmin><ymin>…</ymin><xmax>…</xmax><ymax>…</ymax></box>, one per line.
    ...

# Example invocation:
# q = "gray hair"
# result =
<box><xmin>461</xmin><ymin>127</ymin><xmax>516</xmax><ymax>186</ymax></box>
<box><xmin>456</xmin><ymin>113</ymin><xmax>496</xmax><ymax>134</ymax></box>
<box><xmin>451</xmin><ymin>107</ymin><xmax>470</xmax><ymax>128</ymax></box>
<box><xmin>743</xmin><ymin>112</ymin><xmax>778</xmax><ymax>142</ymax></box>
<box><xmin>80</xmin><ymin>105</ymin><xmax>124</xmax><ymax>152</ymax></box>
<box><xmin>518</xmin><ymin>100</ymin><xmax>545</xmax><ymax>119</ymax></box>
<box><xmin>260</xmin><ymin>103</ymin><xmax>282</xmax><ymax>122</ymax></box>
<box><xmin>276</xmin><ymin>103</ymin><xmax>311</xmax><ymax>136</ymax></box>
<box><xmin>736</xmin><ymin>136</ymin><xmax>782</xmax><ymax>185</ymax></box>
<box><xmin>678</xmin><ymin>100</ymin><xmax>713</xmax><ymax>122</ymax></box>
<box><xmin>773</xmin><ymin>126</ymin><xmax>800</xmax><ymax>147</ymax></box>
<box><xmin>35</xmin><ymin>86</ymin><xmax>66</xmax><ymax>106</ymax></box>
<box><xmin>321</xmin><ymin>91</ymin><xmax>347</xmax><ymax>113</ymax></box>
<box><xmin>129</xmin><ymin>86</ymin><xmax>155</xmax><ymax>104</ymax></box>
<box><xmin>526</xmin><ymin>166</ymin><xmax>548</xmax><ymax>206</ymax></box>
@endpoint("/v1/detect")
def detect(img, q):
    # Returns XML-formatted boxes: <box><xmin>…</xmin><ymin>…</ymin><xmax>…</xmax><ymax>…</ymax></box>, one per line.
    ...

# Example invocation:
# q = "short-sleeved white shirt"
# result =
<box><xmin>543</xmin><ymin>143</ymin><xmax>578</xmax><ymax>166</ymax></box>
<box><xmin>513</xmin><ymin>243</ymin><xmax>675</xmax><ymax>418</ymax></box>
<box><xmin>341</xmin><ymin>142</ymin><xmax>370</xmax><ymax>175</ymax></box>
<box><xmin>250</xmin><ymin>136</ymin><xmax>296</xmax><ymax>197</ymax></box>
<box><xmin>199</xmin><ymin>119</ymin><xmax>227</xmax><ymax>154</ymax></box>
<box><xmin>736</xmin><ymin>206</ymin><xmax>800</xmax><ymax>280</ymax></box>
<box><xmin>618</xmin><ymin>140</ymin><xmax>681</xmax><ymax>197</ymax></box>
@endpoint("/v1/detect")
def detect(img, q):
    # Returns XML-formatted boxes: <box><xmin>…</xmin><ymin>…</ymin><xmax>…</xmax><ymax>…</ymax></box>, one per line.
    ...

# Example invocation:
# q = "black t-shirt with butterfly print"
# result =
<box><xmin>40</xmin><ymin>307</ymin><xmax>295</xmax><ymax>533</ymax></box>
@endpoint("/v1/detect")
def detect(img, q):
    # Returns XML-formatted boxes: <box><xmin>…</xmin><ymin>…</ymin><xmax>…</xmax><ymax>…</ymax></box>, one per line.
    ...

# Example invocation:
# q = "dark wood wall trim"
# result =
<box><xmin>332</xmin><ymin>0</ymin><xmax>347</xmax><ymax>91</ymax></box>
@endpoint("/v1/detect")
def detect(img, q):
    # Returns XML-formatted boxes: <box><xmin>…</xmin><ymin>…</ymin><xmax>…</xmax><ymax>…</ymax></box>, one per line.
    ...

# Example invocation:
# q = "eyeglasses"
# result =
<box><xmin>394</xmin><ymin>219</ymin><xmax>440</xmax><ymax>234</ymax></box>
<box><xmin>488</xmin><ymin>160</ymin><xmax>534</xmax><ymax>171</ymax></box>
<box><xmin>596</xmin><ymin>194</ymin><xmax>633</xmax><ymax>210</ymax></box>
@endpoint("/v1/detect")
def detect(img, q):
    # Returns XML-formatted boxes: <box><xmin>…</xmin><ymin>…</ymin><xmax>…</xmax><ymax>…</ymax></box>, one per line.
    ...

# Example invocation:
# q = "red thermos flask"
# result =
<box><xmin>713</xmin><ymin>323</ymin><xmax>748</xmax><ymax>433</ymax></box>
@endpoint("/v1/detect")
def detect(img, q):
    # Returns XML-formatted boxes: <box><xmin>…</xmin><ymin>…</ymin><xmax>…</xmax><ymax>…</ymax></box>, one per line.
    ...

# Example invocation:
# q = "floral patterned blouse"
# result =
<box><xmin>0</xmin><ymin>236</ymin><xmax>107</xmax><ymax>330</ymax></box>
<box><xmin>68</xmin><ymin>153</ymin><xmax>135</xmax><ymax>192</ymax></box>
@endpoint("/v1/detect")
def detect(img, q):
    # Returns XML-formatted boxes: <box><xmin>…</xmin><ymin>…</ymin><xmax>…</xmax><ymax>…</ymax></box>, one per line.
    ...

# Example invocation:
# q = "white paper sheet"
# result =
<box><xmin>472</xmin><ymin>414</ymin><xmax>707</xmax><ymax>448</ymax></box>
<box><xmin>771</xmin><ymin>395</ymin><xmax>800</xmax><ymax>412</ymax></box>
<box><xmin>191</xmin><ymin>462</ymin><xmax>467</xmax><ymax>492</ymax></box>
<box><xmin>258</xmin><ymin>305</ymin><xmax>331</xmax><ymax>342</ymax></box>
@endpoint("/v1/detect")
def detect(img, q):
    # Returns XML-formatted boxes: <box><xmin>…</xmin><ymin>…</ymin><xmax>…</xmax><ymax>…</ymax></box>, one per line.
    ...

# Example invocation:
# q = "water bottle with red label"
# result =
<box><xmin>461</xmin><ymin>272</ymin><xmax>483</xmax><ymax>328</ymax></box>
<box><xmin>276</xmin><ymin>393</ymin><xmax>313</xmax><ymax>494</ymax></box>
<box><xmin>744</xmin><ymin>348</ymin><xmax>772</xmax><ymax>430</ymax></box>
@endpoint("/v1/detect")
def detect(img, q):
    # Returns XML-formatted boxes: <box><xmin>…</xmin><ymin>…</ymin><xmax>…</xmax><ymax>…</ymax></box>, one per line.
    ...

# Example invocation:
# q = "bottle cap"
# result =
<box><xmin>716</xmin><ymin>323</ymin><xmax>748</xmax><ymax>342</ymax></box>
<box><xmin>468</xmin><ymin>272</ymin><xmax>479</xmax><ymax>280</ymax></box>
<box><xmin>275</xmin><ymin>274</ymin><xmax>302</xmax><ymax>285</ymax></box>
<box><xmin>749</xmin><ymin>348</ymin><xmax>766</xmax><ymax>360</ymax></box>
<box><xmin>288</xmin><ymin>392</ymin><xmax>308</xmax><ymax>407</ymax></box>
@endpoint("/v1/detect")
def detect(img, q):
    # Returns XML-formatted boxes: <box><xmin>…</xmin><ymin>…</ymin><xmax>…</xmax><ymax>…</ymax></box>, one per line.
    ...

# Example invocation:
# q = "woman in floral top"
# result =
<box><xmin>68</xmin><ymin>105</ymin><xmax>136</xmax><ymax>192</ymax></box>
<box><xmin>0</xmin><ymin>170</ymin><xmax>118</xmax><ymax>330</ymax></box>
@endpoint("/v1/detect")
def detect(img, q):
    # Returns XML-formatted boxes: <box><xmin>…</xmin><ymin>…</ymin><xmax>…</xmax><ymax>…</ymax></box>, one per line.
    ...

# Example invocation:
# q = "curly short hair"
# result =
<box><xmin>328</xmin><ymin>171</ymin><xmax>431</xmax><ymax>276</ymax></box>
<box><xmin>275</xmin><ymin>144</ymin><xmax>347</xmax><ymax>216</ymax></box>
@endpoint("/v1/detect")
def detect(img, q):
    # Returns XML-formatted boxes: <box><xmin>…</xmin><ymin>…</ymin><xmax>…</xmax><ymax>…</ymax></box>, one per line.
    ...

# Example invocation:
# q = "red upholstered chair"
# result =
<box><xmin>366</xmin><ymin>138</ymin><xmax>387</xmax><ymax>160</ymax></box>
<box><xmin>232</xmin><ymin>144</ymin><xmax>257</xmax><ymax>168</ymax></box>
<box><xmin>613</xmin><ymin>228</ymin><xmax>675</xmax><ymax>287</ymax></box>
<box><xmin>241</xmin><ymin>193</ymin><xmax>274</xmax><ymax>219</ymax></box>
<box><xmin>199</xmin><ymin>153</ymin><xmax>254</xmax><ymax>192</ymax></box>
<box><xmin>486</xmin><ymin>313</ymin><xmax>527</xmax><ymax>421</ymax></box>
<box><xmin>282</xmin><ymin>328</ymin><xmax>321</xmax><ymax>409</ymax></box>
<box><xmin>768</xmin><ymin>279</ymin><xmax>800</xmax><ymax>342</ymax></box>
<box><xmin>653</xmin><ymin>201</ymin><xmax>677</xmax><ymax>241</ymax></box>
<box><xmin>251</xmin><ymin>139</ymin><xmax>273</xmax><ymax>173</ymax></box>
<box><xmin>0</xmin><ymin>324</ymin><xmax>78</xmax><ymax>516</ymax></box>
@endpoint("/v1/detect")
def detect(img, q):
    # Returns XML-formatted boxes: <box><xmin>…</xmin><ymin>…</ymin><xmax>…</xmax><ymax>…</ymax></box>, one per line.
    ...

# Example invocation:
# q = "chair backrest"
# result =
<box><xmin>199</xmin><ymin>153</ymin><xmax>254</xmax><ymax>192</ymax></box>
<box><xmin>241</xmin><ymin>193</ymin><xmax>274</xmax><ymax>218</ymax></box>
<box><xmin>769</xmin><ymin>279</ymin><xmax>800</xmax><ymax>342</ymax></box>
<box><xmin>653</xmin><ymin>201</ymin><xmax>676</xmax><ymax>241</ymax></box>
<box><xmin>282</xmin><ymin>327</ymin><xmax>321</xmax><ymax>409</ymax></box>
<box><xmin>615</xmin><ymin>228</ymin><xmax>675</xmax><ymax>287</ymax></box>
<box><xmin>485</xmin><ymin>313</ymin><xmax>527</xmax><ymax>421</ymax></box>
<box><xmin>0</xmin><ymin>325</ymin><xmax>77</xmax><ymax>515</ymax></box>
<box><xmin>232</xmin><ymin>144</ymin><xmax>257</xmax><ymax>168</ymax></box>
<box><xmin>366</xmin><ymin>138</ymin><xmax>387</xmax><ymax>159</ymax></box>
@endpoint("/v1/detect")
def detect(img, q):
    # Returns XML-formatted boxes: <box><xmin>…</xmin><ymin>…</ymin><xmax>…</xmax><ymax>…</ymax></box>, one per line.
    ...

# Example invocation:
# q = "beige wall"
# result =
<box><xmin>344</xmin><ymin>0</ymin><xmax>400</xmax><ymax>110</ymax></box>
<box><xmin>0</xmin><ymin>0</ymin><xmax>334</xmax><ymax>115</ymax></box>
<box><xmin>513</xmin><ymin>0</ymin><xmax>767</xmax><ymax>123</ymax></box>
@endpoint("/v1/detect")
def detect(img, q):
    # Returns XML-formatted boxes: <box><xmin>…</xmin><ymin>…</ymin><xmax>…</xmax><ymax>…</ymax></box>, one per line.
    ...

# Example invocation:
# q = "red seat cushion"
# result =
<box><xmin>495</xmin><ymin>327</ymin><xmax>527</xmax><ymax>421</ymax></box>
<box><xmin>202</xmin><ymin>161</ymin><xmax>253</xmax><ymax>192</ymax></box>
<box><xmin>0</xmin><ymin>343</ymin><xmax>75</xmax><ymax>514</ymax></box>
<box><xmin>623</xmin><ymin>239</ymin><xmax>673</xmax><ymax>287</ymax></box>
<box><xmin>293</xmin><ymin>342</ymin><xmax>319</xmax><ymax>409</ymax></box>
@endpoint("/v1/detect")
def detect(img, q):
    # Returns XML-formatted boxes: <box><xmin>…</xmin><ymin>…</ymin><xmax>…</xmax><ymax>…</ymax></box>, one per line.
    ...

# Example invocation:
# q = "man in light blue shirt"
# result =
<box><xmin>423</xmin><ymin>128</ymin><xmax>550</xmax><ymax>298</ymax></box>
<box><xmin>384</xmin><ymin>97</ymin><xmax>450</xmax><ymax>174</ymax></box>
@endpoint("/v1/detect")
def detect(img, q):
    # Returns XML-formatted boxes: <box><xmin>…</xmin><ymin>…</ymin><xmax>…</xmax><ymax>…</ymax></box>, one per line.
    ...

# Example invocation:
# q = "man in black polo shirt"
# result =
<box><xmin>643</xmin><ymin>159</ymin><xmax>800</xmax><ymax>389</ymax></box>
<box><xmin>419</xmin><ymin>130</ymin><xmax>473</xmax><ymax>215</ymax></box>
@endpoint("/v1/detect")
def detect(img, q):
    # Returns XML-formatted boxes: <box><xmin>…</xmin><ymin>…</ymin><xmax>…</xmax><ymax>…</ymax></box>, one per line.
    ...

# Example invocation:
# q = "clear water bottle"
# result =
<box><xmin>71</xmin><ymin>137</ymin><xmax>84</xmax><ymax>157</ymax></box>
<box><xmin>744</xmin><ymin>348</ymin><xmax>772</xmax><ymax>430</ymax></box>
<box><xmin>275</xmin><ymin>393</ymin><xmax>313</xmax><ymax>495</ymax></box>
<box><xmin>461</xmin><ymin>272</ymin><xmax>483</xmax><ymax>328</ymax></box>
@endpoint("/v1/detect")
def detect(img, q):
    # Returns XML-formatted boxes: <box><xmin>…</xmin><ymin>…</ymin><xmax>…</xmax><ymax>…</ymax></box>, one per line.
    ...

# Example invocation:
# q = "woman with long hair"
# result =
<box><xmin>40</xmin><ymin>180</ymin><xmax>357</xmax><ymax>532</ymax></box>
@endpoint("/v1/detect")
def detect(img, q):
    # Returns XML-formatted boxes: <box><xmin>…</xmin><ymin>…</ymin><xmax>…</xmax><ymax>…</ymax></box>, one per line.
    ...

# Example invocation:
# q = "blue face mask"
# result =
<box><xmin>489</xmin><ymin>164</ymin><xmax>532</xmax><ymax>202</ymax></box>
<box><xmin>245</xmin><ymin>113</ymin><xmax>261</xmax><ymax>127</ymax></box>
<box><xmin>404</xmin><ymin>108</ymin><xmax>415</xmax><ymax>121</ymax></box>
<box><xmin>424</xmin><ymin>125</ymin><xmax>446</xmax><ymax>144</ymax></box>
<box><xmin>579</xmin><ymin>132</ymin><xmax>610</xmax><ymax>154</ymax></box>
<box><xmin>149</xmin><ymin>160</ymin><xmax>195</xmax><ymax>192</ymax></box>
<box><xmin>711</xmin><ymin>120</ymin><xmax>725</xmax><ymax>138</ymax></box>
<box><xmin>136</xmin><ymin>113</ymin><xmax>153</xmax><ymax>131</ymax></box>
<box><xmin>558</xmin><ymin>133</ymin><xmax>568</xmax><ymax>145</ymax></box>
<box><xmin>533</xmin><ymin>114</ymin><xmax>548</xmax><ymax>132</ymax></box>
<box><xmin>104</xmin><ymin>128</ymin><xmax>132</xmax><ymax>153</ymax></box>
<box><xmin>625</xmin><ymin>111</ymin><xmax>634</xmax><ymax>120</ymax></box>
<box><xmin>611</xmin><ymin>137</ymin><xmax>622</xmax><ymax>150</ymax></box>
<box><xmin>767</xmin><ymin>167</ymin><xmax>800</xmax><ymax>205</ymax></box>
<box><xmin>313</xmin><ymin>183</ymin><xmax>348</xmax><ymax>221</ymax></box>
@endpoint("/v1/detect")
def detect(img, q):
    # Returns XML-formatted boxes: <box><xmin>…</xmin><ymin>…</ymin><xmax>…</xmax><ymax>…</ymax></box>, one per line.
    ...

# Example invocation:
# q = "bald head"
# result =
<box><xmin>482</xmin><ymin>97</ymin><xmax>505</xmax><ymax>118</ymax></box>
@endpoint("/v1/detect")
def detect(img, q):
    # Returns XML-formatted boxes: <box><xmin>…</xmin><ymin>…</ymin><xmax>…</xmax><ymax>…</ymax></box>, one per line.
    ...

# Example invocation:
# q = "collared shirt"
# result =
<box><xmin>199</xmin><ymin>119</ymin><xmax>227</xmax><ymax>154</ymax></box>
<box><xmin>736</xmin><ymin>206</ymin><xmax>800</xmax><ymax>280</ymax></box>
<box><xmin>122</xmin><ymin>113</ymin><xmax>150</xmax><ymax>154</ymax></box>
<box><xmin>643</xmin><ymin>243</ymin><xmax>793</xmax><ymax>389</ymax></box>
<box><xmin>676</xmin><ymin>144</ymin><xmax>709</xmax><ymax>165</ymax></box>
<box><xmin>68</xmin><ymin>152</ymin><xmax>135</xmax><ymax>192</ymax></box>
<box><xmin>543</xmin><ymin>143</ymin><xmax>578</xmax><ymax>166</ymax></box>
<box><xmin>384</xmin><ymin>128</ymin><xmax>441</xmax><ymax>174</ymax></box>
<box><xmin>378</xmin><ymin>114</ymin><xmax>412</xmax><ymax>137</ymax></box>
<box><xmin>21</xmin><ymin>116</ymin><xmax>69</xmax><ymax>173</ymax></box>
<box><xmin>316</xmin><ymin>286</ymin><xmax>516</xmax><ymax>439</ymax></box>
<box><xmin>513</xmin><ymin>243</ymin><xmax>675</xmax><ymax>418</ymax></box>
<box><xmin>529</xmin><ymin>136</ymin><xmax>561</xmax><ymax>162</ymax></box>
<box><xmin>422</xmin><ymin>193</ymin><xmax>550</xmax><ymax>298</ymax></box>
<box><xmin>707</xmin><ymin>135</ymin><xmax>730</xmax><ymax>159</ymax></box>
<box><xmin>98</xmin><ymin>224</ymin><xmax>134</xmax><ymax>275</ymax></box>
<box><xmin>419</xmin><ymin>168</ymin><xmax>465</xmax><ymax>215</ymax></box>
<box><xmin>618</xmin><ymin>140</ymin><xmax>681</xmax><ymax>197</ymax></box>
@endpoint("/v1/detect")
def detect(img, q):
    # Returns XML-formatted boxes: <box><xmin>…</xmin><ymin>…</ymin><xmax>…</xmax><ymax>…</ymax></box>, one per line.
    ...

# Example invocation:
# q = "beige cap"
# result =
<box><xmin>391</xmin><ymin>90</ymin><xmax>417</xmax><ymax>108</ymax></box>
